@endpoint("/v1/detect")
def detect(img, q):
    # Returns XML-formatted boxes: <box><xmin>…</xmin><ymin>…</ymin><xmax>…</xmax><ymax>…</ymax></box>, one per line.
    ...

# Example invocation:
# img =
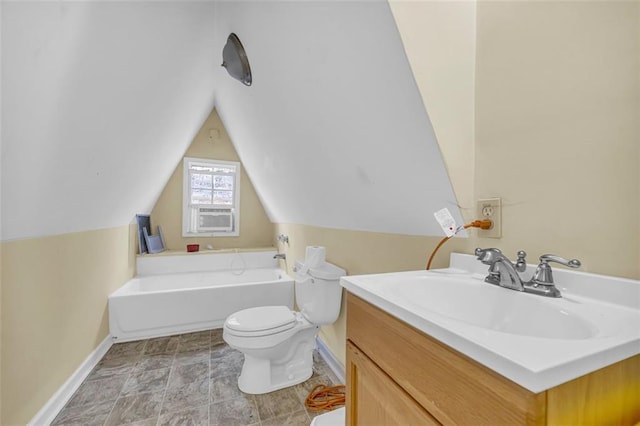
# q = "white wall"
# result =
<box><xmin>1</xmin><ymin>1</ymin><xmax>217</xmax><ymax>241</ymax></box>
<box><xmin>215</xmin><ymin>0</ymin><xmax>462</xmax><ymax>237</ymax></box>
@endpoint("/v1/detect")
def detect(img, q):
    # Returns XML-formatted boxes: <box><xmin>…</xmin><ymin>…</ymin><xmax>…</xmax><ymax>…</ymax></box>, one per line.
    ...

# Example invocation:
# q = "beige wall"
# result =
<box><xmin>280</xmin><ymin>0</ymin><xmax>639</xmax><ymax>366</ymax></box>
<box><xmin>474</xmin><ymin>1</ymin><xmax>639</xmax><ymax>279</ymax></box>
<box><xmin>0</xmin><ymin>242</ymin><xmax>3</xmax><ymax>423</ymax></box>
<box><xmin>391</xmin><ymin>0</ymin><xmax>639</xmax><ymax>278</ymax></box>
<box><xmin>273</xmin><ymin>223</ymin><xmax>470</xmax><ymax>366</ymax></box>
<box><xmin>0</xmin><ymin>225</ymin><xmax>136</xmax><ymax>425</ymax></box>
<box><xmin>151</xmin><ymin>109</ymin><xmax>274</xmax><ymax>251</ymax></box>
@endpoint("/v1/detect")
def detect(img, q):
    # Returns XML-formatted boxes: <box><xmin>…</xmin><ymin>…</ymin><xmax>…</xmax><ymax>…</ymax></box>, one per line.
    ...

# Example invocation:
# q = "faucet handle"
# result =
<box><xmin>531</xmin><ymin>254</ymin><xmax>581</xmax><ymax>286</ymax></box>
<box><xmin>539</xmin><ymin>254</ymin><xmax>581</xmax><ymax>269</ymax></box>
<box><xmin>515</xmin><ymin>250</ymin><xmax>527</xmax><ymax>272</ymax></box>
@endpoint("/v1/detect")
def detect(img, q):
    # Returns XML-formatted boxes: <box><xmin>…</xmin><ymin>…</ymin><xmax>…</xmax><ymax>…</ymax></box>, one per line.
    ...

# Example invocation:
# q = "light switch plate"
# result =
<box><xmin>477</xmin><ymin>198</ymin><xmax>501</xmax><ymax>238</ymax></box>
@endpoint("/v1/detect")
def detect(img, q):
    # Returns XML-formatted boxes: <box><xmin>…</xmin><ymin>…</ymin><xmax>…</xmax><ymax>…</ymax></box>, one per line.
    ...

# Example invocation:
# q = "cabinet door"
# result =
<box><xmin>546</xmin><ymin>354</ymin><xmax>640</xmax><ymax>425</ymax></box>
<box><xmin>347</xmin><ymin>294</ymin><xmax>546</xmax><ymax>425</ymax></box>
<box><xmin>346</xmin><ymin>340</ymin><xmax>440</xmax><ymax>426</ymax></box>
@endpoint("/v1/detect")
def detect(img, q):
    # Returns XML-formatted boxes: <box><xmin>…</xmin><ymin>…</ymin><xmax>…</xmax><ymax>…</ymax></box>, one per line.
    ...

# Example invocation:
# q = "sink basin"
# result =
<box><xmin>340</xmin><ymin>253</ymin><xmax>640</xmax><ymax>393</ymax></box>
<box><xmin>390</xmin><ymin>275</ymin><xmax>597</xmax><ymax>340</ymax></box>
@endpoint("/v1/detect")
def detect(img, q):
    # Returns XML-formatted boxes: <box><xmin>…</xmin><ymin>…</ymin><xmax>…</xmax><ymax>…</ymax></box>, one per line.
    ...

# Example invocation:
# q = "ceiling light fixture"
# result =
<box><xmin>221</xmin><ymin>33</ymin><xmax>252</xmax><ymax>86</ymax></box>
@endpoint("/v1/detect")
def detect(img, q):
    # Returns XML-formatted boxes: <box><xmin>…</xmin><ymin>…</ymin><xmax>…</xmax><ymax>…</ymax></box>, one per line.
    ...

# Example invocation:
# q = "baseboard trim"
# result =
<box><xmin>316</xmin><ymin>336</ymin><xmax>345</xmax><ymax>384</ymax></box>
<box><xmin>28</xmin><ymin>335</ymin><xmax>113</xmax><ymax>426</ymax></box>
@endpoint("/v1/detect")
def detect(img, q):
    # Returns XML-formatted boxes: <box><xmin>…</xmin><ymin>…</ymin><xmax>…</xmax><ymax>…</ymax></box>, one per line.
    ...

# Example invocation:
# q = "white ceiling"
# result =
<box><xmin>1</xmin><ymin>0</ymin><xmax>462</xmax><ymax>241</ymax></box>
<box><xmin>1</xmin><ymin>1</ymin><xmax>217</xmax><ymax>240</ymax></box>
<box><xmin>215</xmin><ymin>1</ymin><xmax>461</xmax><ymax>236</ymax></box>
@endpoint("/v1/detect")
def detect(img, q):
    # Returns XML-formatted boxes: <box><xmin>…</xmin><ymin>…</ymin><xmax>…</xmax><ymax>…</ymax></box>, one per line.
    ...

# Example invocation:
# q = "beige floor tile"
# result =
<box><xmin>104</xmin><ymin>391</ymin><xmax>164</xmax><ymax>426</ymax></box>
<box><xmin>135</xmin><ymin>353</ymin><xmax>175</xmax><ymax>372</ymax></box>
<box><xmin>253</xmin><ymin>387</ymin><xmax>306</xmax><ymax>421</ymax></box>
<box><xmin>65</xmin><ymin>374</ymin><xmax>127</xmax><ymax>408</ymax></box>
<box><xmin>122</xmin><ymin>367</ymin><xmax>171</xmax><ymax>396</ymax></box>
<box><xmin>174</xmin><ymin>346</ymin><xmax>210</xmax><ymax>367</ymax></box>
<box><xmin>158</xmin><ymin>404</ymin><xmax>209</xmax><ymax>426</ymax></box>
<box><xmin>210</xmin><ymin>374</ymin><xmax>244</xmax><ymax>403</ymax></box>
<box><xmin>260</xmin><ymin>409</ymin><xmax>311</xmax><ymax>426</ymax></box>
<box><xmin>144</xmin><ymin>336</ymin><xmax>179</xmax><ymax>355</ymax></box>
<box><xmin>167</xmin><ymin>360</ymin><xmax>209</xmax><ymax>389</ymax></box>
<box><xmin>53</xmin><ymin>330</ymin><xmax>344</xmax><ymax>426</ymax></box>
<box><xmin>104</xmin><ymin>340</ymin><xmax>147</xmax><ymax>360</ymax></box>
<box><xmin>209</xmin><ymin>396</ymin><xmax>259</xmax><ymax>426</ymax></box>
<box><xmin>51</xmin><ymin>399</ymin><xmax>115</xmax><ymax>426</ymax></box>
<box><xmin>86</xmin><ymin>356</ymin><xmax>137</xmax><ymax>381</ymax></box>
<box><xmin>161</xmin><ymin>381</ymin><xmax>210</xmax><ymax>415</ymax></box>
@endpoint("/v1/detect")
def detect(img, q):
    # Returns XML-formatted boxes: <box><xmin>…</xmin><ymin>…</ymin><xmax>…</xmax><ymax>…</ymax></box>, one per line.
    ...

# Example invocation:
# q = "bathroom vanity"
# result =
<box><xmin>341</xmin><ymin>254</ymin><xmax>640</xmax><ymax>425</ymax></box>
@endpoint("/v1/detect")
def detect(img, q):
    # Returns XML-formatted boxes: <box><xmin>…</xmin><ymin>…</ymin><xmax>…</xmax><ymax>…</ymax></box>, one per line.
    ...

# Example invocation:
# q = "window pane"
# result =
<box><xmin>191</xmin><ymin>173</ymin><xmax>212</xmax><ymax>189</ymax></box>
<box><xmin>213</xmin><ymin>175</ymin><xmax>234</xmax><ymax>190</ymax></box>
<box><xmin>212</xmin><ymin>166</ymin><xmax>235</xmax><ymax>173</ymax></box>
<box><xmin>191</xmin><ymin>165</ymin><xmax>213</xmax><ymax>172</ymax></box>
<box><xmin>184</xmin><ymin>158</ymin><xmax>240</xmax><ymax>237</ymax></box>
<box><xmin>191</xmin><ymin>189</ymin><xmax>212</xmax><ymax>204</ymax></box>
<box><xmin>212</xmin><ymin>190</ymin><xmax>233</xmax><ymax>205</ymax></box>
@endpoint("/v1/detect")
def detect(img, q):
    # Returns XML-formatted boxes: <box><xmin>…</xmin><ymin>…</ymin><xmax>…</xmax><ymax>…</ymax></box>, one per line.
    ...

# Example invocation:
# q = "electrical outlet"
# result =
<box><xmin>477</xmin><ymin>198</ymin><xmax>501</xmax><ymax>238</ymax></box>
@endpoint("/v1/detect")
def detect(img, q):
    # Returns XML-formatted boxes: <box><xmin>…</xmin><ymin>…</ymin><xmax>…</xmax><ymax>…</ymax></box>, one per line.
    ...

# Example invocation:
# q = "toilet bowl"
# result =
<box><xmin>223</xmin><ymin>247</ymin><xmax>345</xmax><ymax>394</ymax></box>
<box><xmin>224</xmin><ymin>307</ymin><xmax>319</xmax><ymax>394</ymax></box>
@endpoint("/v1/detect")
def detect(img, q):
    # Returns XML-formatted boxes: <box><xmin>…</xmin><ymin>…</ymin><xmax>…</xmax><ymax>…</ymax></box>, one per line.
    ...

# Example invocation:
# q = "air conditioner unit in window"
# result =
<box><xmin>197</xmin><ymin>207</ymin><xmax>233</xmax><ymax>232</ymax></box>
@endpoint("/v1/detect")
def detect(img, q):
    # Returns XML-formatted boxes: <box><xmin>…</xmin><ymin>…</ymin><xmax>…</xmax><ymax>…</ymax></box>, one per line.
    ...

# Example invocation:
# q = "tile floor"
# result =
<box><xmin>52</xmin><ymin>329</ymin><xmax>341</xmax><ymax>426</ymax></box>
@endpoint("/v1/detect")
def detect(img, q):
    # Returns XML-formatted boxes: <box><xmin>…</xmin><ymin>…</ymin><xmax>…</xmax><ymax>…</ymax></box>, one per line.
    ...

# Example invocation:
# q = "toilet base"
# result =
<box><xmin>238</xmin><ymin>357</ymin><xmax>314</xmax><ymax>394</ymax></box>
<box><xmin>235</xmin><ymin>326</ymin><xmax>318</xmax><ymax>394</ymax></box>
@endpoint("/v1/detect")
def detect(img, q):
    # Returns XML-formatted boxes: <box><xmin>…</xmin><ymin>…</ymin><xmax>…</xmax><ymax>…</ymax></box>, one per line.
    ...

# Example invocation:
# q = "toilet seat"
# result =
<box><xmin>223</xmin><ymin>309</ymin><xmax>316</xmax><ymax>351</ymax></box>
<box><xmin>225</xmin><ymin>306</ymin><xmax>297</xmax><ymax>337</ymax></box>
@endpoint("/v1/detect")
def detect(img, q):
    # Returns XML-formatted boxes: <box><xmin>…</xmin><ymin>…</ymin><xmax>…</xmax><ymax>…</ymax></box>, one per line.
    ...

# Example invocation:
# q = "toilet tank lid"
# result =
<box><xmin>295</xmin><ymin>260</ymin><xmax>346</xmax><ymax>280</ymax></box>
<box><xmin>225</xmin><ymin>306</ymin><xmax>296</xmax><ymax>332</ymax></box>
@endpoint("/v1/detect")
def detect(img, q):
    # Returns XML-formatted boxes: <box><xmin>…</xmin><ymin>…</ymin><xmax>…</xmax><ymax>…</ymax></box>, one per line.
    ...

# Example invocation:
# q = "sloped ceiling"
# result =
<box><xmin>215</xmin><ymin>1</ymin><xmax>462</xmax><ymax>236</ymax></box>
<box><xmin>1</xmin><ymin>0</ymin><xmax>462</xmax><ymax>241</ymax></box>
<box><xmin>1</xmin><ymin>1</ymin><xmax>217</xmax><ymax>240</ymax></box>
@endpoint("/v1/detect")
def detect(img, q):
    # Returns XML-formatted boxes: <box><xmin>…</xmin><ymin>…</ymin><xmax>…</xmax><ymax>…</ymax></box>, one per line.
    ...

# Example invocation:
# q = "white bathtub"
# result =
<box><xmin>109</xmin><ymin>250</ymin><xmax>293</xmax><ymax>342</ymax></box>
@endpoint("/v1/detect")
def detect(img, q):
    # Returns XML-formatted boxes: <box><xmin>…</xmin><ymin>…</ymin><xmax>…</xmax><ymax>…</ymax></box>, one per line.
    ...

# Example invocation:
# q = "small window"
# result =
<box><xmin>182</xmin><ymin>157</ymin><xmax>240</xmax><ymax>237</ymax></box>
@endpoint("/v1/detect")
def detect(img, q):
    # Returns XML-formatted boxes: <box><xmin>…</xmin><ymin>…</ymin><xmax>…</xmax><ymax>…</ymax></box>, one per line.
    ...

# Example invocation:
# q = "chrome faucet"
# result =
<box><xmin>475</xmin><ymin>248</ymin><xmax>527</xmax><ymax>291</ymax></box>
<box><xmin>475</xmin><ymin>248</ymin><xmax>581</xmax><ymax>298</ymax></box>
<box><xmin>273</xmin><ymin>253</ymin><xmax>286</xmax><ymax>260</ymax></box>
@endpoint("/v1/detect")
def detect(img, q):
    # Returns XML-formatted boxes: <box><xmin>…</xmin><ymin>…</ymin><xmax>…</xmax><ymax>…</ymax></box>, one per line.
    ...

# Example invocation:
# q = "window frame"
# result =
<box><xmin>182</xmin><ymin>157</ymin><xmax>241</xmax><ymax>237</ymax></box>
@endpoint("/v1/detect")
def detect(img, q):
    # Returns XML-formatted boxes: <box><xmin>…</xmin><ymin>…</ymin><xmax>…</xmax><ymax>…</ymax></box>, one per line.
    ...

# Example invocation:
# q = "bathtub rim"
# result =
<box><xmin>110</xmin><ymin>267</ymin><xmax>293</xmax><ymax>297</ymax></box>
<box><xmin>135</xmin><ymin>248</ymin><xmax>280</xmax><ymax>276</ymax></box>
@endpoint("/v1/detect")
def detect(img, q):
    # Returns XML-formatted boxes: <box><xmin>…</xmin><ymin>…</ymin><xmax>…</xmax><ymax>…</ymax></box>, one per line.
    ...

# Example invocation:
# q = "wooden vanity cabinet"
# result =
<box><xmin>346</xmin><ymin>293</ymin><xmax>640</xmax><ymax>426</ymax></box>
<box><xmin>346</xmin><ymin>341</ymin><xmax>440</xmax><ymax>425</ymax></box>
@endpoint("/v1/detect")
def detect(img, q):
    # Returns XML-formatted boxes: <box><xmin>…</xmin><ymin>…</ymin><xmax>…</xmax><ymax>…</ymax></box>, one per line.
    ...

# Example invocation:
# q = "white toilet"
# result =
<box><xmin>223</xmin><ymin>246</ymin><xmax>345</xmax><ymax>394</ymax></box>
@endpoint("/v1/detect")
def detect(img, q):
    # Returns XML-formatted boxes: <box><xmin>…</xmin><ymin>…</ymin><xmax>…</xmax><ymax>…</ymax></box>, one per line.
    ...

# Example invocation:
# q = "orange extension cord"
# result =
<box><xmin>305</xmin><ymin>384</ymin><xmax>346</xmax><ymax>411</ymax></box>
<box><xmin>425</xmin><ymin>219</ymin><xmax>492</xmax><ymax>270</ymax></box>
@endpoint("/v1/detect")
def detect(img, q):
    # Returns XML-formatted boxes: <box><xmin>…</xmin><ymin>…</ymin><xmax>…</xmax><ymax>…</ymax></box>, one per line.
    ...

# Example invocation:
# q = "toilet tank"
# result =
<box><xmin>294</xmin><ymin>261</ymin><xmax>346</xmax><ymax>325</ymax></box>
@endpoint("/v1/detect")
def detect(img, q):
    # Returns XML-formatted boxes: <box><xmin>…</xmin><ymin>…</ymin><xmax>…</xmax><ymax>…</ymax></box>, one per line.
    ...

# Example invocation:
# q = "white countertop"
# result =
<box><xmin>340</xmin><ymin>253</ymin><xmax>640</xmax><ymax>393</ymax></box>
